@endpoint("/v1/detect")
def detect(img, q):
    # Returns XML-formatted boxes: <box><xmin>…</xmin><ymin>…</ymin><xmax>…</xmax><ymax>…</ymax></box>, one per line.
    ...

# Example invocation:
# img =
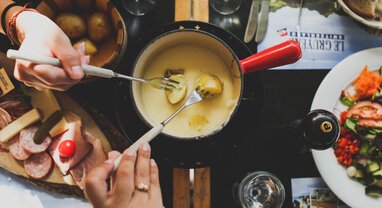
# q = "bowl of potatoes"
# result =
<box><xmin>35</xmin><ymin>0</ymin><xmax>127</xmax><ymax>80</ymax></box>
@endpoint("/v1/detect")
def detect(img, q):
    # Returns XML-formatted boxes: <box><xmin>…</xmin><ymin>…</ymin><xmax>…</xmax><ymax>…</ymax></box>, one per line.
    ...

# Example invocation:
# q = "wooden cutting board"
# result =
<box><xmin>0</xmin><ymin>91</ymin><xmax>129</xmax><ymax>197</ymax></box>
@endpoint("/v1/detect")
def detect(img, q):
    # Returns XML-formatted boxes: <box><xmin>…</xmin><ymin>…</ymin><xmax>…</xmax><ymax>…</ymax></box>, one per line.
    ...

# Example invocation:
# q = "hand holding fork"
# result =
<box><xmin>6</xmin><ymin>49</ymin><xmax>181</xmax><ymax>91</ymax></box>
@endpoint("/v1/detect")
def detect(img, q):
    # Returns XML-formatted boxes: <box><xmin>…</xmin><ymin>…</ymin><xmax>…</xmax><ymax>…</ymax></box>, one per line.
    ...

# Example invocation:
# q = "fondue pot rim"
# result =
<box><xmin>129</xmin><ymin>28</ymin><xmax>245</xmax><ymax>141</ymax></box>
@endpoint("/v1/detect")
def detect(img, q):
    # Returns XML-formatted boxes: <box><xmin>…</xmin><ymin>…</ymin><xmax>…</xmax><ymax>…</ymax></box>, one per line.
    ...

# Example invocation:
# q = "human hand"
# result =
<box><xmin>13</xmin><ymin>11</ymin><xmax>87</xmax><ymax>91</ymax></box>
<box><xmin>85</xmin><ymin>143</ymin><xmax>163</xmax><ymax>208</ymax></box>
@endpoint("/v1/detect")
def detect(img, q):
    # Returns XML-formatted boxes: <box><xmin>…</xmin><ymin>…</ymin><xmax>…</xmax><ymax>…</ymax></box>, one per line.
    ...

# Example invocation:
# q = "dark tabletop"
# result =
<box><xmin>85</xmin><ymin>1</ymin><xmax>328</xmax><ymax>207</ymax></box>
<box><xmin>0</xmin><ymin>0</ymin><xmax>330</xmax><ymax>207</ymax></box>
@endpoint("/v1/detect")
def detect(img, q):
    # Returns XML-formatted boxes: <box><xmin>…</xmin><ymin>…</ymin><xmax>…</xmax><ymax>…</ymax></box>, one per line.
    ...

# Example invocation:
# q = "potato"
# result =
<box><xmin>55</xmin><ymin>13</ymin><xmax>86</xmax><ymax>38</ymax></box>
<box><xmin>166</xmin><ymin>74</ymin><xmax>187</xmax><ymax>104</ymax></box>
<box><xmin>73</xmin><ymin>39</ymin><xmax>98</xmax><ymax>56</ymax></box>
<box><xmin>87</xmin><ymin>12</ymin><xmax>112</xmax><ymax>42</ymax></box>
<box><xmin>195</xmin><ymin>74</ymin><xmax>223</xmax><ymax>96</ymax></box>
<box><xmin>189</xmin><ymin>115</ymin><xmax>209</xmax><ymax>132</ymax></box>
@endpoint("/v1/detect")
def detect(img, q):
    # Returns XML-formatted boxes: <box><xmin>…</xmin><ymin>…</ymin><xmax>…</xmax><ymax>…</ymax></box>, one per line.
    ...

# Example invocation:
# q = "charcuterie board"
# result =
<box><xmin>0</xmin><ymin>88</ymin><xmax>129</xmax><ymax>197</ymax></box>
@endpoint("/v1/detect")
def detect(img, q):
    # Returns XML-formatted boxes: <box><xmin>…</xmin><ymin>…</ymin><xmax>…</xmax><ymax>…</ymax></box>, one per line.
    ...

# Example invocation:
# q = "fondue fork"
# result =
<box><xmin>113</xmin><ymin>87</ymin><xmax>209</xmax><ymax>171</ymax></box>
<box><xmin>6</xmin><ymin>50</ymin><xmax>180</xmax><ymax>91</ymax></box>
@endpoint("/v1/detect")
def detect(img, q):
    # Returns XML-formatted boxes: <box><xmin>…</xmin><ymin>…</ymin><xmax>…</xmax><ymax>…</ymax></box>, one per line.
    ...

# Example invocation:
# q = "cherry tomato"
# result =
<box><xmin>59</xmin><ymin>140</ymin><xmax>76</xmax><ymax>157</ymax></box>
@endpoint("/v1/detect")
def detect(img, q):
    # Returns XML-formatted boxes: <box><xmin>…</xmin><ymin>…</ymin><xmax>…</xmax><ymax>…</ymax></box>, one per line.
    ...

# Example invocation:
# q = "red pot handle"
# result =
<box><xmin>240</xmin><ymin>40</ymin><xmax>302</xmax><ymax>74</ymax></box>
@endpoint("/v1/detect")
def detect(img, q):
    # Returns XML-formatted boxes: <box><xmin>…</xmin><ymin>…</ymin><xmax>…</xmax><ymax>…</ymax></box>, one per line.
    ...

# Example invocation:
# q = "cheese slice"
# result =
<box><xmin>0</xmin><ymin>108</ymin><xmax>41</xmax><ymax>142</ymax></box>
<box><xmin>50</xmin><ymin>118</ymin><xmax>68</xmax><ymax>138</ymax></box>
<box><xmin>23</xmin><ymin>88</ymin><xmax>59</xmax><ymax>121</ymax></box>
<box><xmin>63</xmin><ymin>174</ymin><xmax>77</xmax><ymax>186</ymax></box>
<box><xmin>22</xmin><ymin>88</ymin><xmax>68</xmax><ymax>137</ymax></box>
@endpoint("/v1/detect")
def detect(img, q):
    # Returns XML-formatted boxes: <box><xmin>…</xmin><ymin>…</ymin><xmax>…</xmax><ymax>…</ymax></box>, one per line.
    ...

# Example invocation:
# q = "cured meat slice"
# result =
<box><xmin>20</xmin><ymin>125</ymin><xmax>52</xmax><ymax>154</ymax></box>
<box><xmin>358</xmin><ymin>119</ymin><xmax>382</xmax><ymax>128</ymax></box>
<box><xmin>24</xmin><ymin>152</ymin><xmax>52</xmax><ymax>179</ymax></box>
<box><xmin>0</xmin><ymin>100</ymin><xmax>21</xmax><ymax>110</ymax></box>
<box><xmin>49</xmin><ymin>120</ymin><xmax>92</xmax><ymax>175</ymax></box>
<box><xmin>347</xmin><ymin>101</ymin><xmax>382</xmax><ymax>119</ymax></box>
<box><xmin>0</xmin><ymin>143</ymin><xmax>9</xmax><ymax>152</ymax></box>
<box><xmin>0</xmin><ymin>99</ymin><xmax>32</xmax><ymax>120</ymax></box>
<box><xmin>8</xmin><ymin>135</ymin><xmax>31</xmax><ymax>160</ymax></box>
<box><xmin>70</xmin><ymin>132</ymin><xmax>107</xmax><ymax>189</ymax></box>
<box><xmin>0</xmin><ymin>107</ymin><xmax>12</xmax><ymax>129</ymax></box>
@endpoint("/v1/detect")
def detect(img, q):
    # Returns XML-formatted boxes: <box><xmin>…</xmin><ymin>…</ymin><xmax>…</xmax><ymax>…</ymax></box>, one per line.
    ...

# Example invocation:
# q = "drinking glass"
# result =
<box><xmin>233</xmin><ymin>171</ymin><xmax>285</xmax><ymax>208</ymax></box>
<box><xmin>121</xmin><ymin>0</ymin><xmax>157</xmax><ymax>16</ymax></box>
<box><xmin>210</xmin><ymin>0</ymin><xmax>242</xmax><ymax>15</ymax></box>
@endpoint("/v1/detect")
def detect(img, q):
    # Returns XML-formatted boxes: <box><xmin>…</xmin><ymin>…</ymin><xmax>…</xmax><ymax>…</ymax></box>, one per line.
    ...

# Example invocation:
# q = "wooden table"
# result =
<box><xmin>173</xmin><ymin>1</ymin><xmax>211</xmax><ymax>207</ymax></box>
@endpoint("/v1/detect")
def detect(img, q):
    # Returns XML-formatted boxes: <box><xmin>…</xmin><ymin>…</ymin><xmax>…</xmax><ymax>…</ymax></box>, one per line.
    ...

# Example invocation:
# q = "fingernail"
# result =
<box><xmin>104</xmin><ymin>159</ymin><xmax>114</xmax><ymax>164</ymax></box>
<box><xmin>124</xmin><ymin>148</ymin><xmax>136</xmax><ymax>157</ymax></box>
<box><xmin>141</xmin><ymin>142</ymin><xmax>150</xmax><ymax>151</ymax></box>
<box><xmin>81</xmin><ymin>42</ymin><xmax>86</xmax><ymax>53</ymax></box>
<box><xmin>108</xmin><ymin>151</ymin><xmax>114</xmax><ymax>158</ymax></box>
<box><xmin>86</xmin><ymin>55</ymin><xmax>90</xmax><ymax>64</ymax></box>
<box><xmin>71</xmin><ymin>66</ymin><xmax>83</xmax><ymax>79</ymax></box>
<box><xmin>150</xmin><ymin>159</ymin><xmax>156</xmax><ymax>167</ymax></box>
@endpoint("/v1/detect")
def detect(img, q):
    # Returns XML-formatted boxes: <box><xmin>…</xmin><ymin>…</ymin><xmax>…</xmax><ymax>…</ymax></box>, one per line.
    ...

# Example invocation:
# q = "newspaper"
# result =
<box><xmin>257</xmin><ymin>0</ymin><xmax>382</xmax><ymax>70</ymax></box>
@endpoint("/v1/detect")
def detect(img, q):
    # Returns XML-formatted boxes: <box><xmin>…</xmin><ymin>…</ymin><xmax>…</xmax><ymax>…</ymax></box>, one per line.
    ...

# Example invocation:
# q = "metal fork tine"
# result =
<box><xmin>161</xmin><ymin>77</ymin><xmax>179</xmax><ymax>85</ymax></box>
<box><xmin>162</xmin><ymin>86</ymin><xmax>175</xmax><ymax>91</ymax></box>
<box><xmin>162</xmin><ymin>82</ymin><xmax>178</xmax><ymax>89</ymax></box>
<box><xmin>161</xmin><ymin>85</ymin><xmax>175</xmax><ymax>91</ymax></box>
<box><xmin>165</xmin><ymin>78</ymin><xmax>180</xmax><ymax>84</ymax></box>
<box><xmin>160</xmin><ymin>79</ymin><xmax>177</xmax><ymax>86</ymax></box>
<box><xmin>162</xmin><ymin>77</ymin><xmax>179</xmax><ymax>82</ymax></box>
<box><xmin>162</xmin><ymin>87</ymin><xmax>173</xmax><ymax>91</ymax></box>
<box><xmin>199</xmin><ymin>89</ymin><xmax>209</xmax><ymax>98</ymax></box>
<box><xmin>161</xmin><ymin>80</ymin><xmax>182</xmax><ymax>91</ymax></box>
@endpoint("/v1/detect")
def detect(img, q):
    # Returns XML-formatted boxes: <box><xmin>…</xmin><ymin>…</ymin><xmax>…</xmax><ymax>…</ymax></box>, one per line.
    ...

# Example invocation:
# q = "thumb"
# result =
<box><xmin>53</xmin><ymin>38</ymin><xmax>84</xmax><ymax>80</ymax></box>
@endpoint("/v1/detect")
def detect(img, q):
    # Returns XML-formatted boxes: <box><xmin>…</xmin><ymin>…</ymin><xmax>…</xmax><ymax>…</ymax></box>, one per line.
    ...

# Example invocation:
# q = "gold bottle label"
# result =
<box><xmin>320</xmin><ymin>121</ymin><xmax>333</xmax><ymax>133</ymax></box>
<box><xmin>0</xmin><ymin>68</ymin><xmax>15</xmax><ymax>97</ymax></box>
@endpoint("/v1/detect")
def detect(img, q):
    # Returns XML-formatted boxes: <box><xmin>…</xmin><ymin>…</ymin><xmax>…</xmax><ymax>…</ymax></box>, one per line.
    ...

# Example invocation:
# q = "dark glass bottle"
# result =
<box><xmin>302</xmin><ymin>109</ymin><xmax>340</xmax><ymax>150</ymax></box>
<box><xmin>285</xmin><ymin>109</ymin><xmax>340</xmax><ymax>153</ymax></box>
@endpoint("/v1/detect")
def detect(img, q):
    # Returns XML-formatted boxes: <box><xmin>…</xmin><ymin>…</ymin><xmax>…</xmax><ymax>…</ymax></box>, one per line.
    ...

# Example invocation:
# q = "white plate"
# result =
<box><xmin>311</xmin><ymin>47</ymin><xmax>382</xmax><ymax>208</ymax></box>
<box><xmin>337</xmin><ymin>0</ymin><xmax>382</xmax><ymax>29</ymax></box>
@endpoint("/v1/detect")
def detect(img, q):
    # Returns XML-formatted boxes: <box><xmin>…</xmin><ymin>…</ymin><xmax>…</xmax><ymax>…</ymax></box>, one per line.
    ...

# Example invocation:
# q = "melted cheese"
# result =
<box><xmin>139</xmin><ymin>44</ymin><xmax>238</xmax><ymax>138</ymax></box>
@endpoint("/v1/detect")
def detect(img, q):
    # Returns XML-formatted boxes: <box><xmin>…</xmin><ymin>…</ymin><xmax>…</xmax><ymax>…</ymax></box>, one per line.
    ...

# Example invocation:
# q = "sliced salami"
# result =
<box><xmin>24</xmin><ymin>152</ymin><xmax>52</xmax><ymax>179</ymax></box>
<box><xmin>8</xmin><ymin>135</ymin><xmax>31</xmax><ymax>160</ymax></box>
<box><xmin>0</xmin><ymin>107</ymin><xmax>12</xmax><ymax>129</ymax></box>
<box><xmin>20</xmin><ymin>125</ymin><xmax>52</xmax><ymax>154</ymax></box>
<box><xmin>0</xmin><ymin>143</ymin><xmax>9</xmax><ymax>152</ymax></box>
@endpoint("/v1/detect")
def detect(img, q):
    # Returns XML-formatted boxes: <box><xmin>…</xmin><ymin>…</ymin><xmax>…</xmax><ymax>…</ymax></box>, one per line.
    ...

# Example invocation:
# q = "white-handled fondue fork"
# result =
<box><xmin>112</xmin><ymin>87</ymin><xmax>209</xmax><ymax>171</ymax></box>
<box><xmin>6</xmin><ymin>49</ymin><xmax>180</xmax><ymax>91</ymax></box>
